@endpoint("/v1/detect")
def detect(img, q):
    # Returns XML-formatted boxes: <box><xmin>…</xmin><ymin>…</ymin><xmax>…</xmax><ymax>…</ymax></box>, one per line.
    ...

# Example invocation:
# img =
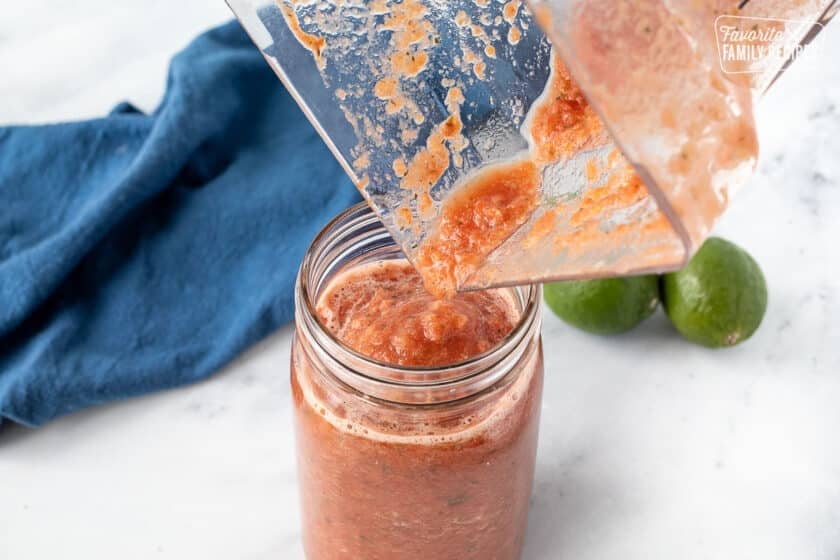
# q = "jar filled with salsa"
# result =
<box><xmin>292</xmin><ymin>202</ymin><xmax>544</xmax><ymax>560</ymax></box>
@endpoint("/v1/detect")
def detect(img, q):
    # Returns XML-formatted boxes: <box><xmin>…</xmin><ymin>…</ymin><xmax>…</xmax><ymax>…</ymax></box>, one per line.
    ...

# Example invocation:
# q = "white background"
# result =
<box><xmin>2</xmin><ymin>2</ymin><xmax>840</xmax><ymax>559</ymax></box>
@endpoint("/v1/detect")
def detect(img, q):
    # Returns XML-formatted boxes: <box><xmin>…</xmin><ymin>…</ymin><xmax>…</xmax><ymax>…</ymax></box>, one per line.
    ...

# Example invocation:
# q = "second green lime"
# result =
<box><xmin>661</xmin><ymin>236</ymin><xmax>767</xmax><ymax>348</ymax></box>
<box><xmin>543</xmin><ymin>275</ymin><xmax>660</xmax><ymax>335</ymax></box>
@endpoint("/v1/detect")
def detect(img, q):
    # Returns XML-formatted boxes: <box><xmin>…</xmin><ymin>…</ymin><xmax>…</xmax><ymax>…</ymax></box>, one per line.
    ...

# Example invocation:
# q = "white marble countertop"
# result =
<box><xmin>1</xmin><ymin>3</ymin><xmax>839</xmax><ymax>559</ymax></box>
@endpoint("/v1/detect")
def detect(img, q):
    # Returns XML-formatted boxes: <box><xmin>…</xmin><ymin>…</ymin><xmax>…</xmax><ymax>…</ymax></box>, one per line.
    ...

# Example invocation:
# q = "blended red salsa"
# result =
<box><xmin>292</xmin><ymin>259</ymin><xmax>543</xmax><ymax>559</ymax></box>
<box><xmin>415</xmin><ymin>160</ymin><xmax>542</xmax><ymax>298</ymax></box>
<box><xmin>316</xmin><ymin>260</ymin><xmax>518</xmax><ymax>366</ymax></box>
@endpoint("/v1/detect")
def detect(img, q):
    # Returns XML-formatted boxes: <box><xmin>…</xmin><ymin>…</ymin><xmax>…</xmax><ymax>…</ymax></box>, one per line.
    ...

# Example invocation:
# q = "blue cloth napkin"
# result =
<box><xmin>0</xmin><ymin>21</ymin><xmax>360</xmax><ymax>426</ymax></box>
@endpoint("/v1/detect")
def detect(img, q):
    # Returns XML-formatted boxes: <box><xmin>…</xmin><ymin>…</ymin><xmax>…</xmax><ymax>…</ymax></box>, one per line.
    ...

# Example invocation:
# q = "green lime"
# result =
<box><xmin>661</xmin><ymin>236</ymin><xmax>767</xmax><ymax>348</ymax></box>
<box><xmin>543</xmin><ymin>275</ymin><xmax>660</xmax><ymax>335</ymax></box>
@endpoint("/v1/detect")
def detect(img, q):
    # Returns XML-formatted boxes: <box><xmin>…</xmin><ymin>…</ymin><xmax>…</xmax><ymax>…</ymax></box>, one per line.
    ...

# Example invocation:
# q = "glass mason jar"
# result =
<box><xmin>291</xmin><ymin>202</ymin><xmax>544</xmax><ymax>560</ymax></box>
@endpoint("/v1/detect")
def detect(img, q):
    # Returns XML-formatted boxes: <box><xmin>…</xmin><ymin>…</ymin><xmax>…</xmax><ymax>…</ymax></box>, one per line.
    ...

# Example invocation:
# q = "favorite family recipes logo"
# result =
<box><xmin>714</xmin><ymin>14</ymin><xmax>823</xmax><ymax>74</ymax></box>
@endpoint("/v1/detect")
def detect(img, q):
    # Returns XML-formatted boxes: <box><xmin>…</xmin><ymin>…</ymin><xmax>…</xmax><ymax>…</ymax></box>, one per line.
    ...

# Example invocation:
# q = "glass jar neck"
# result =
<box><xmin>295</xmin><ymin>202</ymin><xmax>541</xmax><ymax>405</ymax></box>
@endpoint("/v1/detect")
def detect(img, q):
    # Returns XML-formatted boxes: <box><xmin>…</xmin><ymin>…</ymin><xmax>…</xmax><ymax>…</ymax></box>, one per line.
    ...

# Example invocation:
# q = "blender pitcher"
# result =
<box><xmin>226</xmin><ymin>0</ymin><xmax>836</xmax><ymax>292</ymax></box>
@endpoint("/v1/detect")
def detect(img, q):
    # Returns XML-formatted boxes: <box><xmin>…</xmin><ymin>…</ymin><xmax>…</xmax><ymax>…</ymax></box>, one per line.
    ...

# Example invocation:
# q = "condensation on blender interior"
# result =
<box><xmin>276</xmin><ymin>0</ymin><xmax>538</xmax><ymax>235</ymax></box>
